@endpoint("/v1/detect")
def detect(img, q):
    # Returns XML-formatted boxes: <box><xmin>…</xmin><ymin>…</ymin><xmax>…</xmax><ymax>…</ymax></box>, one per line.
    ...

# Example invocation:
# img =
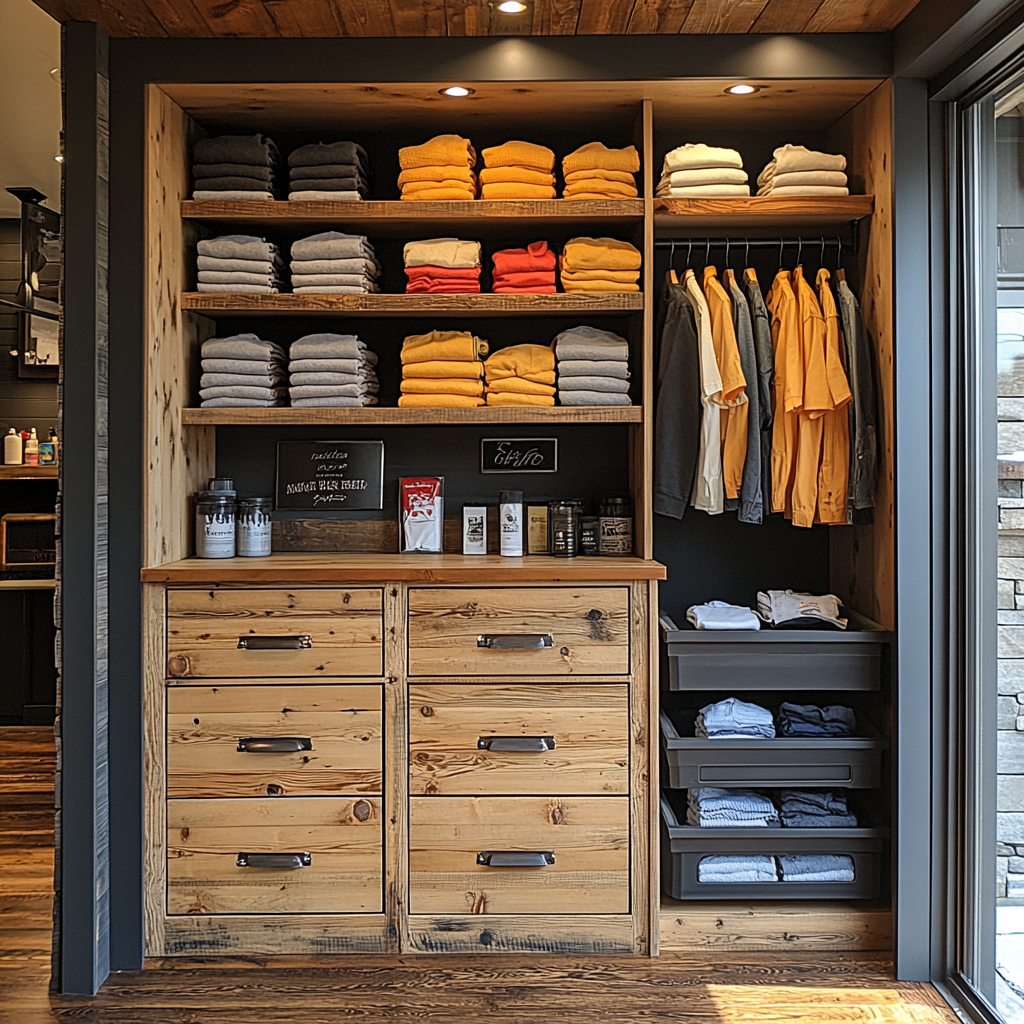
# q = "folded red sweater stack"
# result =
<box><xmin>491</xmin><ymin>240</ymin><xmax>557</xmax><ymax>294</ymax></box>
<box><xmin>405</xmin><ymin>265</ymin><xmax>481</xmax><ymax>294</ymax></box>
<box><xmin>404</xmin><ymin>238</ymin><xmax>482</xmax><ymax>294</ymax></box>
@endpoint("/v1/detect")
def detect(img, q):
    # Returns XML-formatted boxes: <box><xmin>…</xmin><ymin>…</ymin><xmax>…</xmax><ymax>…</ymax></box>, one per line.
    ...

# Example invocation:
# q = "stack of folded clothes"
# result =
<box><xmin>480</xmin><ymin>142</ymin><xmax>556</xmax><ymax>200</ymax></box>
<box><xmin>777</xmin><ymin>702</ymin><xmax>856</xmax><ymax>738</ymax></box>
<box><xmin>199</xmin><ymin>333</ymin><xmax>286</xmax><ymax>408</ymax></box>
<box><xmin>686</xmin><ymin>601</ymin><xmax>760</xmax><ymax>630</ymax></box>
<box><xmin>698</xmin><ymin>855</ymin><xmax>778</xmax><ymax>883</ymax></box>
<box><xmin>554</xmin><ymin>326</ymin><xmax>631</xmax><ymax>407</ymax></box>
<box><xmin>491</xmin><ymin>241</ymin><xmax>557</xmax><ymax>293</ymax></box>
<box><xmin>561</xmin><ymin>142</ymin><xmax>640</xmax><ymax>200</ymax></box>
<box><xmin>655</xmin><ymin>143</ymin><xmax>749</xmax><ymax>198</ymax></box>
<box><xmin>695</xmin><ymin>697</ymin><xmax>775</xmax><ymax>739</ymax></box>
<box><xmin>756</xmin><ymin>144</ymin><xmax>849</xmax><ymax>196</ymax></box>
<box><xmin>777</xmin><ymin>854</ymin><xmax>855</xmax><ymax>882</ymax></box>
<box><xmin>398</xmin><ymin>330</ymin><xmax>488</xmax><ymax>408</ymax></box>
<box><xmin>757</xmin><ymin>590</ymin><xmax>848</xmax><ymax>629</ymax></box>
<box><xmin>559</xmin><ymin>237</ymin><xmax>641</xmax><ymax>292</ymax></box>
<box><xmin>404</xmin><ymin>237</ymin><xmax>481</xmax><ymax>294</ymax></box>
<box><xmin>779</xmin><ymin>790</ymin><xmax>858</xmax><ymax>828</ymax></box>
<box><xmin>287</xmin><ymin>333</ymin><xmax>379</xmax><ymax>408</ymax></box>
<box><xmin>289</xmin><ymin>232</ymin><xmax>380</xmax><ymax>294</ymax></box>
<box><xmin>192</xmin><ymin>134</ymin><xmax>281</xmax><ymax>201</ymax></box>
<box><xmin>287</xmin><ymin>141</ymin><xmax>370</xmax><ymax>202</ymax></box>
<box><xmin>687</xmin><ymin>788</ymin><xmax>780</xmax><ymax>827</ymax></box>
<box><xmin>398</xmin><ymin>134</ymin><xmax>477</xmax><ymax>201</ymax></box>
<box><xmin>196</xmin><ymin>235</ymin><xmax>285</xmax><ymax>294</ymax></box>
<box><xmin>484</xmin><ymin>344</ymin><xmax>556</xmax><ymax>407</ymax></box>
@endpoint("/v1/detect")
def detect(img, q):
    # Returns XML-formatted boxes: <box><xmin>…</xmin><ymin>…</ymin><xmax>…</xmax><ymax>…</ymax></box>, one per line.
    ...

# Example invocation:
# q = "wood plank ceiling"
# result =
<box><xmin>31</xmin><ymin>0</ymin><xmax>923</xmax><ymax>38</ymax></box>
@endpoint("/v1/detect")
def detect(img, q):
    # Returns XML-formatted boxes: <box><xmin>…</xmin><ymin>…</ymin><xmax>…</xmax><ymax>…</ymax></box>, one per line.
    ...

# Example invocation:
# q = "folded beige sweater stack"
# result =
<box><xmin>757</xmin><ymin>144</ymin><xmax>849</xmax><ymax>196</ymax></box>
<box><xmin>655</xmin><ymin>144</ymin><xmax>750</xmax><ymax>198</ymax></box>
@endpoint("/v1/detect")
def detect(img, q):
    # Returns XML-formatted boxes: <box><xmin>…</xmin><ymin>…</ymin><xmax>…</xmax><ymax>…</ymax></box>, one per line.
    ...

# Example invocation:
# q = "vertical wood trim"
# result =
<box><xmin>384</xmin><ymin>582</ymin><xmax>408</xmax><ymax>952</ymax></box>
<box><xmin>629</xmin><ymin>580</ymin><xmax>650</xmax><ymax>955</ymax></box>
<box><xmin>142</xmin><ymin>584</ymin><xmax>166</xmax><ymax>956</ymax></box>
<box><xmin>641</xmin><ymin>99</ymin><xmax>655</xmax><ymax>560</ymax></box>
<box><xmin>646</xmin><ymin>578</ymin><xmax>660</xmax><ymax>956</ymax></box>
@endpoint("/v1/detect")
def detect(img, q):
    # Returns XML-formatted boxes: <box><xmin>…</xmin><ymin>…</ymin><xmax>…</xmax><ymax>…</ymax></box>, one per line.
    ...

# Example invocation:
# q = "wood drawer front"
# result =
<box><xmin>409</xmin><ymin>684</ymin><xmax>629</xmax><ymax>796</ymax></box>
<box><xmin>407</xmin><ymin>587</ymin><xmax>630</xmax><ymax>677</ymax></box>
<box><xmin>167</xmin><ymin>797</ymin><xmax>382</xmax><ymax>915</ymax></box>
<box><xmin>166</xmin><ymin>588</ymin><xmax>383</xmax><ymax>679</ymax></box>
<box><xmin>409</xmin><ymin>796</ymin><xmax>629</xmax><ymax>915</ymax></box>
<box><xmin>167</xmin><ymin>684</ymin><xmax>382</xmax><ymax>798</ymax></box>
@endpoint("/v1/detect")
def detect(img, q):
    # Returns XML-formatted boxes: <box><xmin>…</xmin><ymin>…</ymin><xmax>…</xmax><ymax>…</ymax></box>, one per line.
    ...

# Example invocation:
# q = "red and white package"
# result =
<box><xmin>400</xmin><ymin>477</ymin><xmax>444</xmax><ymax>553</ymax></box>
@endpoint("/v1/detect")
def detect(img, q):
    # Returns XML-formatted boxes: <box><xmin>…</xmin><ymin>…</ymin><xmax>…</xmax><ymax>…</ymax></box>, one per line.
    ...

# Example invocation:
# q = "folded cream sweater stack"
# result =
<box><xmin>756</xmin><ymin>144</ymin><xmax>849</xmax><ymax>196</ymax></box>
<box><xmin>656</xmin><ymin>144</ymin><xmax>750</xmax><ymax>198</ymax></box>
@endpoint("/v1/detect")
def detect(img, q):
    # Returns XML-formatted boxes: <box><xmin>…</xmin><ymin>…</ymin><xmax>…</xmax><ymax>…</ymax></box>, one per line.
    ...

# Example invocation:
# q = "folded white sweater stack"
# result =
<box><xmin>757</xmin><ymin>144</ymin><xmax>849</xmax><ymax>196</ymax></box>
<box><xmin>656</xmin><ymin>144</ymin><xmax>750</xmax><ymax>198</ymax></box>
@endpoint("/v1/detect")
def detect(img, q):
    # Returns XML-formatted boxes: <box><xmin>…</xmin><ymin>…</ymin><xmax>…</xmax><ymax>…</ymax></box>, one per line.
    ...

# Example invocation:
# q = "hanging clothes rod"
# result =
<box><xmin>654</xmin><ymin>226</ymin><xmax>860</xmax><ymax>261</ymax></box>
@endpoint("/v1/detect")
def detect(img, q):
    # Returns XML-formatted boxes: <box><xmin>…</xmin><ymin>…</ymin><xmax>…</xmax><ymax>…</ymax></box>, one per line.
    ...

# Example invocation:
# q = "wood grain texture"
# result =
<box><xmin>261</xmin><ymin>0</ymin><xmax>343</xmax><ymax>36</ymax></box>
<box><xmin>166</xmin><ymin>684</ymin><xmax>383</xmax><ymax>798</ymax></box>
<box><xmin>167</xmin><ymin>797</ymin><xmax>383</xmax><ymax>915</ymax></box>
<box><xmin>0</xmin><ymin>466</ymin><xmax>58</xmax><ymax>479</ymax></box>
<box><xmin>144</xmin><ymin>585</ymin><xmax>168</xmax><ymax>956</ymax></box>
<box><xmin>406</xmin><ymin>914</ymin><xmax>636</xmax><ymax>953</ymax></box>
<box><xmin>409</xmin><ymin>796</ymin><xmax>629</xmax><ymax>914</ymax></box>
<box><xmin>162</xmin><ymin>913</ymin><xmax>389</xmax><ymax>955</ymax></box>
<box><xmin>390</xmin><ymin>0</ymin><xmax>448</xmax><ymax>35</ymax></box>
<box><xmin>628</xmin><ymin>580</ymin><xmax>651</xmax><ymax>956</ymax></box>
<box><xmin>638</xmin><ymin>99</ymin><xmax>655</xmax><ymax>560</ymax></box>
<box><xmin>576</xmin><ymin>0</ymin><xmax>635</xmax><ymax>33</ymax></box>
<box><xmin>531</xmin><ymin>0</ymin><xmax>583</xmax><ymax>33</ymax></box>
<box><xmin>406</xmin><ymin>585</ymin><xmax>630</xmax><ymax>676</ymax></box>
<box><xmin>653</xmin><ymin>195</ymin><xmax>874</xmax><ymax>232</ymax></box>
<box><xmin>335</xmin><ymin>0</ymin><xmax>397</xmax><ymax>34</ymax></box>
<box><xmin>680</xmin><ymin>0</ymin><xmax>769</xmax><ymax>32</ymax></box>
<box><xmin>188</xmin><ymin>0</ymin><xmax>278</xmax><ymax>36</ymax></box>
<box><xmin>384</xmin><ymin>583</ymin><xmax>409</xmax><ymax>953</ymax></box>
<box><xmin>627</xmin><ymin>0</ymin><xmax>694</xmax><ymax>33</ymax></box>
<box><xmin>408</xmin><ymin>684</ymin><xmax>629</xmax><ymax>795</ymax></box>
<box><xmin>749</xmin><ymin>0</ymin><xmax>822</xmax><ymax>32</ymax></box>
<box><xmin>181</xmin><ymin>406</ymin><xmax>643</xmax><ymax>426</ymax></box>
<box><xmin>165</xmin><ymin>587</ymin><xmax>384</xmax><ymax>679</ymax></box>
<box><xmin>804</xmin><ymin>0</ymin><xmax>920</xmax><ymax>31</ymax></box>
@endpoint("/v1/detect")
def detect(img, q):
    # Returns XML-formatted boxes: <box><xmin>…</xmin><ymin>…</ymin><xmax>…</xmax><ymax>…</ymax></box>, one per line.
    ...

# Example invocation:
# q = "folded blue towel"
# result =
<box><xmin>697</xmin><ymin>697</ymin><xmax>776</xmax><ymax>739</ymax></box>
<box><xmin>778</xmin><ymin>854</ymin><xmax>855</xmax><ymax>882</ymax></box>
<box><xmin>698</xmin><ymin>855</ymin><xmax>778</xmax><ymax>883</ymax></box>
<box><xmin>687</xmin><ymin>787</ymin><xmax>780</xmax><ymax>827</ymax></box>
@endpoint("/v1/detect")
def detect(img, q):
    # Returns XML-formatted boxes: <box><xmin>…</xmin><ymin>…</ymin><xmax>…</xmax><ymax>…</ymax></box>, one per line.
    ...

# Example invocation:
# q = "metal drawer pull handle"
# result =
<box><xmin>237</xmin><ymin>737</ymin><xmax>313</xmax><ymax>753</ymax></box>
<box><xmin>236</xmin><ymin>852</ymin><xmax>311</xmax><ymax>869</ymax></box>
<box><xmin>476</xmin><ymin>633</ymin><xmax>554</xmax><ymax>650</ymax></box>
<box><xmin>477</xmin><ymin>735</ymin><xmax>555</xmax><ymax>752</ymax></box>
<box><xmin>477</xmin><ymin>850</ymin><xmax>555</xmax><ymax>867</ymax></box>
<box><xmin>237</xmin><ymin>635</ymin><xmax>313</xmax><ymax>650</ymax></box>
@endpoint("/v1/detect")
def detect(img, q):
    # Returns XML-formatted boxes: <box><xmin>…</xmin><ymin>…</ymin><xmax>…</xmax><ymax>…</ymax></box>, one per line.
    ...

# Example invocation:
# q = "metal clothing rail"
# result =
<box><xmin>654</xmin><ymin>230</ymin><xmax>859</xmax><ymax>267</ymax></box>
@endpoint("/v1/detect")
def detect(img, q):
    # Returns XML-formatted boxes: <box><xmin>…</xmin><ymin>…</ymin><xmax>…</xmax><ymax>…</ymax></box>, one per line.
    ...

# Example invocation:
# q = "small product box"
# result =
<box><xmin>400</xmin><ymin>477</ymin><xmax>444</xmax><ymax>553</ymax></box>
<box><xmin>462</xmin><ymin>505</ymin><xmax>487</xmax><ymax>555</ymax></box>
<box><xmin>527</xmin><ymin>505</ymin><xmax>549</xmax><ymax>554</ymax></box>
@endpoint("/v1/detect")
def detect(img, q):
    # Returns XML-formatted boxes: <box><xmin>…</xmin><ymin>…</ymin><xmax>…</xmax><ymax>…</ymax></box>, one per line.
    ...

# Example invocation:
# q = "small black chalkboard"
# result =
<box><xmin>481</xmin><ymin>437</ymin><xmax>558</xmax><ymax>474</ymax></box>
<box><xmin>275</xmin><ymin>440</ymin><xmax>384</xmax><ymax>511</ymax></box>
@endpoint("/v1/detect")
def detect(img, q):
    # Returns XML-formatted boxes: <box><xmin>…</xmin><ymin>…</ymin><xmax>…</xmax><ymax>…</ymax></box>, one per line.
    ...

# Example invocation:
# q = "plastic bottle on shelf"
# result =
<box><xmin>4</xmin><ymin>428</ymin><xmax>22</xmax><ymax>465</ymax></box>
<box><xmin>23</xmin><ymin>428</ymin><xmax>39</xmax><ymax>466</ymax></box>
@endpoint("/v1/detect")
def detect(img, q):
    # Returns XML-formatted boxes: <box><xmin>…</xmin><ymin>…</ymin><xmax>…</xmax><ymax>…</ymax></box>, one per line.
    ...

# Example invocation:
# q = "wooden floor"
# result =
<box><xmin>1</xmin><ymin>726</ymin><xmax>960</xmax><ymax>1023</ymax></box>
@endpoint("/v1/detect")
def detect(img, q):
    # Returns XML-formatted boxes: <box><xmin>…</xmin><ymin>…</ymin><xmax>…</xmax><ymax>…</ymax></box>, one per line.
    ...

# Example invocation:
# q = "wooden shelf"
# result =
<box><xmin>0</xmin><ymin>465</ymin><xmax>57</xmax><ymax>480</ymax></box>
<box><xmin>180</xmin><ymin>292</ymin><xmax>644</xmax><ymax>317</ymax></box>
<box><xmin>653</xmin><ymin>195</ymin><xmax>874</xmax><ymax>232</ymax></box>
<box><xmin>181</xmin><ymin>406</ymin><xmax>642</xmax><ymax>426</ymax></box>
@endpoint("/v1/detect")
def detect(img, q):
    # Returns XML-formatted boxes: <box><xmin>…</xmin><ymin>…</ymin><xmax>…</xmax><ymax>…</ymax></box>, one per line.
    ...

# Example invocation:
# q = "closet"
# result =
<box><xmin>138</xmin><ymin>76</ymin><xmax>893</xmax><ymax>958</ymax></box>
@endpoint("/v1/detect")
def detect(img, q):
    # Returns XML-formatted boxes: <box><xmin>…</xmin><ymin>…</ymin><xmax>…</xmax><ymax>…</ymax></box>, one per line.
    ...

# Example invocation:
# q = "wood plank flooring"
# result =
<box><xmin>0</xmin><ymin>726</ymin><xmax>961</xmax><ymax>1023</ymax></box>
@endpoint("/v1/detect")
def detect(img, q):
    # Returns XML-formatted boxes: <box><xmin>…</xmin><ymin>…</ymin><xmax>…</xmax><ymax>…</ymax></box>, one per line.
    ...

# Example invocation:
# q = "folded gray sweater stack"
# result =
<box><xmin>290</xmin><ymin>232</ymin><xmax>381</xmax><ymax>294</ymax></box>
<box><xmin>197</xmin><ymin>235</ymin><xmax>285</xmax><ymax>294</ymax></box>
<box><xmin>200</xmin><ymin>334</ymin><xmax>287</xmax><ymax>407</ymax></box>
<box><xmin>288</xmin><ymin>141</ymin><xmax>371</xmax><ymax>202</ymax></box>
<box><xmin>192</xmin><ymin>134</ymin><xmax>282</xmax><ymax>201</ymax></box>
<box><xmin>554</xmin><ymin>326</ymin><xmax>632</xmax><ymax>407</ymax></box>
<box><xmin>287</xmin><ymin>333</ymin><xmax>380</xmax><ymax>407</ymax></box>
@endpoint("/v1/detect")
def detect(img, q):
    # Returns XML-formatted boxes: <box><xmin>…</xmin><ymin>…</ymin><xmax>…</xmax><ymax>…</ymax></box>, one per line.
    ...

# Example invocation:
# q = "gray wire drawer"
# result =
<box><xmin>659</xmin><ymin>614</ymin><xmax>891</xmax><ymax>692</ymax></box>
<box><xmin>659</xmin><ymin>709</ymin><xmax>887</xmax><ymax>789</ymax></box>
<box><xmin>660</xmin><ymin>793</ymin><xmax>886</xmax><ymax>900</ymax></box>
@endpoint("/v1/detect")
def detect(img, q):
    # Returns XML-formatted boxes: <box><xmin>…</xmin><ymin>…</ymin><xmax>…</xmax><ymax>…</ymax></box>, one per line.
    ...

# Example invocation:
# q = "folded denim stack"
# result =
<box><xmin>686</xmin><ymin>788</ymin><xmax>780</xmax><ymax>827</ymax></box>
<box><xmin>561</xmin><ymin>142</ymin><xmax>640</xmax><ymax>200</ymax></box>
<box><xmin>695</xmin><ymin>697</ymin><xmax>776</xmax><ymax>739</ymax></box>
<box><xmin>192</xmin><ymin>134</ymin><xmax>281</xmax><ymax>201</ymax></box>
<box><xmin>398</xmin><ymin>330</ymin><xmax>488</xmax><ymax>409</ymax></box>
<box><xmin>398</xmin><ymin>134</ymin><xmax>477</xmax><ymax>201</ymax></box>
<box><xmin>287</xmin><ymin>333</ymin><xmax>379</xmax><ymax>408</ymax></box>
<box><xmin>199</xmin><ymin>333</ymin><xmax>286</xmax><ymax>407</ymax></box>
<box><xmin>484</xmin><ymin>343</ymin><xmax>556</xmax><ymax>408</ymax></box>
<box><xmin>655</xmin><ymin>144</ymin><xmax>749</xmax><ymax>198</ymax></box>
<box><xmin>287</xmin><ymin>141</ymin><xmax>371</xmax><ymax>202</ymax></box>
<box><xmin>491</xmin><ymin>241</ymin><xmax>557</xmax><ymax>293</ymax></box>
<box><xmin>554</xmin><ymin>326</ymin><xmax>631</xmax><ymax>407</ymax></box>
<box><xmin>559</xmin><ymin>237</ymin><xmax>641</xmax><ymax>293</ymax></box>
<box><xmin>686</xmin><ymin>601</ymin><xmax>760</xmax><ymax>630</ymax></box>
<box><xmin>777</xmin><ymin>854</ymin><xmax>855</xmax><ymax>882</ymax></box>
<box><xmin>698</xmin><ymin>855</ymin><xmax>778</xmax><ymax>883</ymax></box>
<box><xmin>756</xmin><ymin>145</ymin><xmax>849</xmax><ymax>196</ymax></box>
<box><xmin>777</xmin><ymin>702</ymin><xmax>856</xmax><ymax>738</ymax></box>
<box><xmin>779</xmin><ymin>790</ymin><xmax>859</xmax><ymax>828</ymax></box>
<box><xmin>289</xmin><ymin>232</ymin><xmax>380</xmax><ymax>294</ymax></box>
<box><xmin>757</xmin><ymin>590</ymin><xmax>848</xmax><ymax>629</ymax></box>
<box><xmin>480</xmin><ymin>141</ymin><xmax>556</xmax><ymax>200</ymax></box>
<box><xmin>196</xmin><ymin>235</ymin><xmax>285</xmax><ymax>294</ymax></box>
<box><xmin>404</xmin><ymin>237</ymin><xmax>481</xmax><ymax>294</ymax></box>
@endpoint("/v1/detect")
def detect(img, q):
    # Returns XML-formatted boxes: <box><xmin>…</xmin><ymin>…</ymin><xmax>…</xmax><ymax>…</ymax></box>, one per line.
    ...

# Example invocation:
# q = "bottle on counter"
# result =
<box><xmin>236</xmin><ymin>496</ymin><xmax>273</xmax><ymax>557</ymax></box>
<box><xmin>23</xmin><ymin>428</ymin><xmax>39</xmax><ymax>466</ymax></box>
<box><xmin>195</xmin><ymin>477</ymin><xmax>237</xmax><ymax>558</ymax></box>
<box><xmin>38</xmin><ymin>428</ymin><xmax>58</xmax><ymax>466</ymax></box>
<box><xmin>548</xmin><ymin>499</ymin><xmax>582</xmax><ymax>558</ymax></box>
<box><xmin>499</xmin><ymin>490</ymin><xmax>523</xmax><ymax>557</ymax></box>
<box><xmin>4</xmin><ymin>428</ymin><xmax>22</xmax><ymax>465</ymax></box>
<box><xmin>598</xmin><ymin>496</ymin><xmax>633</xmax><ymax>555</ymax></box>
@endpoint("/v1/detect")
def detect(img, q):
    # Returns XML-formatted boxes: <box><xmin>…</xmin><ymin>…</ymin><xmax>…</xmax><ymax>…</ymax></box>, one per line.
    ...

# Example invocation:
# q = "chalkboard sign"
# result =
<box><xmin>276</xmin><ymin>440</ymin><xmax>384</xmax><ymax>511</ymax></box>
<box><xmin>481</xmin><ymin>437</ymin><xmax>558</xmax><ymax>474</ymax></box>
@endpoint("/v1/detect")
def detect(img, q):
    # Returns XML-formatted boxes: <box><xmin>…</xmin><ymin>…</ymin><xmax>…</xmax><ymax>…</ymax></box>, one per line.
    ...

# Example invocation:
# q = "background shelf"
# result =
<box><xmin>0</xmin><ymin>465</ymin><xmax>58</xmax><ymax>480</ymax></box>
<box><xmin>653</xmin><ymin>195</ymin><xmax>874</xmax><ymax>233</ymax></box>
<box><xmin>180</xmin><ymin>406</ymin><xmax>642</xmax><ymax>426</ymax></box>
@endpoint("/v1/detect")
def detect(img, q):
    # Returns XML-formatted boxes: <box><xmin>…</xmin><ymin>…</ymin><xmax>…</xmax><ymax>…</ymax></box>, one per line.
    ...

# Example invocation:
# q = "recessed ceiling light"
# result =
<box><xmin>725</xmin><ymin>84</ymin><xmax>760</xmax><ymax>95</ymax></box>
<box><xmin>440</xmin><ymin>86</ymin><xmax>474</xmax><ymax>97</ymax></box>
<box><xmin>54</xmin><ymin>154</ymin><xmax>64</xmax><ymax>163</ymax></box>
<box><xmin>49</xmin><ymin>67</ymin><xmax>60</xmax><ymax>82</ymax></box>
<box><xmin>497</xmin><ymin>1</ymin><xmax>528</xmax><ymax>11</ymax></box>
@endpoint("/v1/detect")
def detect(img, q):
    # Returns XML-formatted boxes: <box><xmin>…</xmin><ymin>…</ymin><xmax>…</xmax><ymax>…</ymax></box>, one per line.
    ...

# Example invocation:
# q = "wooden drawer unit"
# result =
<box><xmin>167</xmin><ymin>797</ymin><xmax>382</xmax><ymax>915</ymax></box>
<box><xmin>409</xmin><ymin>684</ymin><xmax>629</xmax><ymax>796</ymax></box>
<box><xmin>166</xmin><ymin>588</ymin><xmax>383</xmax><ymax>679</ymax></box>
<box><xmin>167</xmin><ymin>684</ymin><xmax>382</xmax><ymax>798</ymax></box>
<box><xmin>409</xmin><ymin>796</ymin><xmax>629</xmax><ymax>915</ymax></box>
<box><xmin>407</xmin><ymin>586</ymin><xmax>630</xmax><ymax>677</ymax></box>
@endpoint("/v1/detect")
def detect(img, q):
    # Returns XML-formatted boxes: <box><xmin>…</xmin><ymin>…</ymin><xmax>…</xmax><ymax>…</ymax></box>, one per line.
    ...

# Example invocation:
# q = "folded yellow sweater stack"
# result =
<box><xmin>398</xmin><ymin>135</ymin><xmax>477</xmax><ymax>201</ymax></box>
<box><xmin>484</xmin><ymin>343</ymin><xmax>557</xmax><ymax>407</ymax></box>
<box><xmin>398</xmin><ymin>330</ymin><xmax>489</xmax><ymax>408</ymax></box>
<box><xmin>559</xmin><ymin>236</ymin><xmax>642</xmax><ymax>292</ymax></box>
<box><xmin>479</xmin><ymin>141</ymin><xmax>556</xmax><ymax>201</ymax></box>
<box><xmin>562</xmin><ymin>142</ymin><xmax>640</xmax><ymax>200</ymax></box>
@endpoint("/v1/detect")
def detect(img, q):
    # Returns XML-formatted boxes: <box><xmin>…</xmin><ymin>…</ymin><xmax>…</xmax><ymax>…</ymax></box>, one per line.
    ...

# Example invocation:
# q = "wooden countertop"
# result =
<box><xmin>141</xmin><ymin>553</ymin><xmax>666</xmax><ymax>584</ymax></box>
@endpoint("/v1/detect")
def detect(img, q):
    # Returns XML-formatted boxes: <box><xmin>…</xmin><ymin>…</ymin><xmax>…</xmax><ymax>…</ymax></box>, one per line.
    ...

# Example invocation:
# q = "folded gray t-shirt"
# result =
<box><xmin>289</xmin><ymin>334</ymin><xmax>366</xmax><ymax>360</ymax></box>
<box><xmin>558</xmin><ymin>390</ymin><xmax>632</xmax><ymax>406</ymax></box>
<box><xmin>201</xmin><ymin>335</ymin><xmax>286</xmax><ymax>361</ymax></box>
<box><xmin>556</xmin><ymin>359</ymin><xmax>630</xmax><ymax>379</ymax></box>
<box><xmin>556</xmin><ymin>376</ymin><xmax>629</xmax><ymax>393</ymax></box>
<box><xmin>197</xmin><ymin>235</ymin><xmax>280</xmax><ymax>261</ymax></box>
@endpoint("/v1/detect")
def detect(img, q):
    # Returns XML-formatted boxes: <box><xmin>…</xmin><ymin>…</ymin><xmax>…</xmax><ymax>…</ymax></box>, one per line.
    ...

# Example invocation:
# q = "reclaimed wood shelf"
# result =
<box><xmin>653</xmin><ymin>195</ymin><xmax>874</xmax><ymax>232</ymax></box>
<box><xmin>0</xmin><ymin>465</ymin><xmax>58</xmax><ymax>480</ymax></box>
<box><xmin>181</xmin><ymin>406</ymin><xmax>642</xmax><ymax>426</ymax></box>
<box><xmin>180</xmin><ymin>292</ymin><xmax>644</xmax><ymax>317</ymax></box>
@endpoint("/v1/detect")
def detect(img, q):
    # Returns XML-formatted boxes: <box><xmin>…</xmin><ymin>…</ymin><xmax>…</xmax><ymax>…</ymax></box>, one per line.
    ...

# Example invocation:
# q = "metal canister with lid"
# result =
<box><xmin>236</xmin><ymin>496</ymin><xmax>273</xmax><ymax>557</ymax></box>
<box><xmin>598</xmin><ymin>496</ymin><xmax>633</xmax><ymax>556</ymax></box>
<box><xmin>548</xmin><ymin>499</ymin><xmax>582</xmax><ymax>558</ymax></box>
<box><xmin>195</xmin><ymin>479</ymin><xmax>236</xmax><ymax>558</ymax></box>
